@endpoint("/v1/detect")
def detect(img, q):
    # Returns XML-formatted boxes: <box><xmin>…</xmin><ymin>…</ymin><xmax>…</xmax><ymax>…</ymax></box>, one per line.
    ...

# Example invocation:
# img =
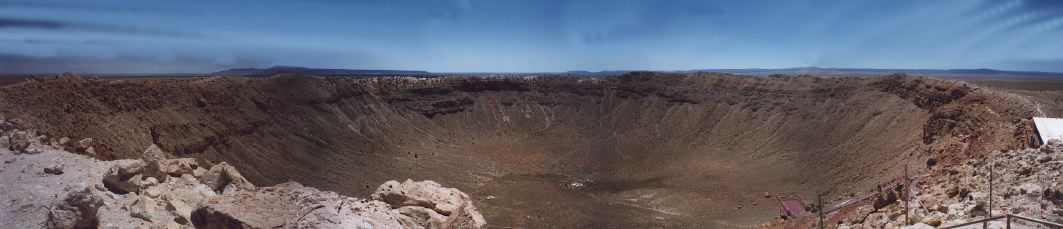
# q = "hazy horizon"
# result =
<box><xmin>2</xmin><ymin>0</ymin><xmax>1063</xmax><ymax>74</ymax></box>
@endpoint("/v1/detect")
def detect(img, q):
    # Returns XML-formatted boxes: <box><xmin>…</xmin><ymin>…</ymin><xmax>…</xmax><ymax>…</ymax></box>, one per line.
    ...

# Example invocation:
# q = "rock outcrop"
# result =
<box><xmin>1</xmin><ymin>125</ymin><xmax>485</xmax><ymax>229</ymax></box>
<box><xmin>198</xmin><ymin>162</ymin><xmax>254</xmax><ymax>193</ymax></box>
<box><xmin>822</xmin><ymin>141</ymin><xmax>1063</xmax><ymax>229</ymax></box>
<box><xmin>192</xmin><ymin>182</ymin><xmax>412</xmax><ymax>228</ymax></box>
<box><xmin>192</xmin><ymin>180</ymin><xmax>486</xmax><ymax>229</ymax></box>
<box><xmin>373</xmin><ymin>179</ymin><xmax>475</xmax><ymax>216</ymax></box>
<box><xmin>373</xmin><ymin>179</ymin><xmax>487</xmax><ymax>228</ymax></box>
<box><xmin>46</xmin><ymin>184</ymin><xmax>104</xmax><ymax>229</ymax></box>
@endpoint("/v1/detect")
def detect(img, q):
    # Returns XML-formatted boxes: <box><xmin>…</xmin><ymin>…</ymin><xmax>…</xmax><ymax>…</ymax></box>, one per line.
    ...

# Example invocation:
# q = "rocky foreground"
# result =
<box><xmin>0</xmin><ymin>121</ymin><xmax>486</xmax><ymax>229</ymax></box>
<box><xmin>762</xmin><ymin>141</ymin><xmax>1063</xmax><ymax>228</ymax></box>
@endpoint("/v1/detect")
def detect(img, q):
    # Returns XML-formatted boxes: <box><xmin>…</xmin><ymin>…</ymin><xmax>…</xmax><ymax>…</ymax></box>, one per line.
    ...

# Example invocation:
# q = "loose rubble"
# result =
<box><xmin>827</xmin><ymin>141</ymin><xmax>1063</xmax><ymax>229</ymax></box>
<box><xmin>1</xmin><ymin>122</ymin><xmax>486</xmax><ymax>229</ymax></box>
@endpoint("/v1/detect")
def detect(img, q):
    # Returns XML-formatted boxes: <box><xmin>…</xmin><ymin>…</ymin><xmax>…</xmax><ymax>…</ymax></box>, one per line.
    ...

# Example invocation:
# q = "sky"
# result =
<box><xmin>2</xmin><ymin>0</ymin><xmax>1063</xmax><ymax>74</ymax></box>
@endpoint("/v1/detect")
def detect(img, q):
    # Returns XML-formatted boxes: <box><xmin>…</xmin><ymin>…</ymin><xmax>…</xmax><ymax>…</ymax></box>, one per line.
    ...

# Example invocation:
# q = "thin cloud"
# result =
<box><xmin>0</xmin><ymin>17</ymin><xmax>204</xmax><ymax>38</ymax></box>
<box><xmin>0</xmin><ymin>54</ymin><xmax>271</xmax><ymax>74</ymax></box>
<box><xmin>578</xmin><ymin>0</ymin><xmax>723</xmax><ymax>46</ymax></box>
<box><xmin>0</xmin><ymin>17</ymin><xmax>66</xmax><ymax>29</ymax></box>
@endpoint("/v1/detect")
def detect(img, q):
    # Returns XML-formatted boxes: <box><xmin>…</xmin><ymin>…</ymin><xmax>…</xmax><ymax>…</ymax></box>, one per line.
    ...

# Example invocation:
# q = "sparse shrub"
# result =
<box><xmin>946</xmin><ymin>186</ymin><xmax>959</xmax><ymax>197</ymax></box>
<box><xmin>1045</xmin><ymin>188</ymin><xmax>1063</xmax><ymax>203</ymax></box>
<box><xmin>970</xmin><ymin>200</ymin><xmax>986</xmax><ymax>217</ymax></box>
<box><xmin>958</xmin><ymin>188</ymin><xmax>970</xmax><ymax>199</ymax></box>
<box><xmin>218</xmin><ymin>168</ymin><xmax>234</xmax><ymax>190</ymax></box>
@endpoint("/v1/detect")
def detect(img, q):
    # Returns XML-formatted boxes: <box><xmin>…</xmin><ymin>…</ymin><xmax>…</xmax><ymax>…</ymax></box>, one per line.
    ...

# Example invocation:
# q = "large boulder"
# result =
<box><xmin>158</xmin><ymin>158</ymin><xmax>199</xmax><ymax>176</ymax></box>
<box><xmin>0</xmin><ymin>120</ymin><xmax>16</xmax><ymax>132</ymax></box>
<box><xmin>199</xmin><ymin>162</ymin><xmax>254</xmax><ymax>192</ymax></box>
<box><xmin>397</xmin><ymin>206</ymin><xmax>447</xmax><ymax>229</ymax></box>
<box><xmin>141</xmin><ymin>144</ymin><xmax>168</xmax><ymax>162</ymax></box>
<box><xmin>136</xmin><ymin>145</ymin><xmax>200</xmax><ymax>182</ymax></box>
<box><xmin>9</xmin><ymin>130</ymin><xmax>31</xmax><ymax>153</ymax></box>
<box><xmin>373</xmin><ymin>179</ymin><xmax>472</xmax><ymax>216</ymax></box>
<box><xmin>192</xmin><ymin>182</ymin><xmax>414</xmax><ymax>229</ymax></box>
<box><xmin>157</xmin><ymin>175</ymin><xmax>216</xmax><ymax>224</ymax></box>
<box><xmin>76</xmin><ymin>138</ymin><xmax>94</xmax><ymax>152</ymax></box>
<box><xmin>44</xmin><ymin>162</ymin><xmax>64</xmax><ymax>175</ymax></box>
<box><xmin>1019</xmin><ymin>183</ymin><xmax>1043</xmax><ymax>196</ymax></box>
<box><xmin>45</xmin><ymin>184</ymin><xmax>102</xmax><ymax>229</ymax></box>
<box><xmin>442</xmin><ymin>202</ymin><xmax>487</xmax><ymax>229</ymax></box>
<box><xmin>101</xmin><ymin>160</ymin><xmax>147</xmax><ymax>194</ymax></box>
<box><xmin>0</xmin><ymin>135</ymin><xmax>9</xmax><ymax>150</ymax></box>
<box><xmin>140</xmin><ymin>144</ymin><xmax>171</xmax><ymax>181</ymax></box>
<box><xmin>862</xmin><ymin>212</ymin><xmax>889</xmax><ymax>229</ymax></box>
<box><xmin>96</xmin><ymin>194</ymin><xmax>183</xmax><ymax>229</ymax></box>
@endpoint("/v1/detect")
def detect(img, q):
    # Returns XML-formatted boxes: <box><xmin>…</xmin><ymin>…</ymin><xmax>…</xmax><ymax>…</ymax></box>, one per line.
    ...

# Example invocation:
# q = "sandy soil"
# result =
<box><xmin>0</xmin><ymin>148</ymin><xmax>120</xmax><ymax>228</ymax></box>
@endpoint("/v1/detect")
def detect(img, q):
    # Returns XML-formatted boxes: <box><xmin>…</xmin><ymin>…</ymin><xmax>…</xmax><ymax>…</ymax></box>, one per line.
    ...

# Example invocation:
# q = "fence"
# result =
<box><xmin>939</xmin><ymin>214</ymin><xmax>1063</xmax><ymax>229</ymax></box>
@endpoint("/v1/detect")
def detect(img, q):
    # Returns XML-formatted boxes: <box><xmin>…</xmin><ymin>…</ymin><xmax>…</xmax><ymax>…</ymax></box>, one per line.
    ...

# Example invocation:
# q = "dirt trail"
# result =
<box><xmin>0</xmin><ymin>72</ymin><xmax>1037</xmax><ymax>228</ymax></box>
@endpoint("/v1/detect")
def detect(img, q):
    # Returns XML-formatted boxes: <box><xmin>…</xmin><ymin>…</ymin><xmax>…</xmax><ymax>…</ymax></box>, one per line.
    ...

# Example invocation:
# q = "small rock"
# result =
<box><xmin>863</xmin><ymin>213</ymin><xmax>888</xmax><ymax>228</ymax></box>
<box><xmin>44</xmin><ymin>163</ymin><xmax>64</xmax><ymax>175</ymax></box>
<box><xmin>1048</xmin><ymin>139</ymin><xmax>1062</xmax><ymax>146</ymax></box>
<box><xmin>132</xmin><ymin>210</ymin><xmax>173</xmax><ymax>224</ymax></box>
<box><xmin>1019</xmin><ymin>183</ymin><xmax>1043</xmax><ymax>196</ymax></box>
<box><xmin>947</xmin><ymin>203</ymin><xmax>966</xmax><ymax>215</ymax></box>
<box><xmin>141</xmin><ymin>144</ymin><xmax>169</xmax><ymax>162</ymax></box>
<box><xmin>143</xmin><ymin>186</ymin><xmax>162</xmax><ymax>198</ymax></box>
<box><xmin>1037</xmin><ymin>155</ymin><xmax>1052</xmax><ymax>163</ymax></box>
<box><xmin>57</xmin><ymin>137</ymin><xmax>71</xmax><ymax>146</ymax></box>
<box><xmin>83</xmin><ymin>146</ymin><xmax>97</xmax><ymax>158</ymax></box>
<box><xmin>922</xmin><ymin>212</ymin><xmax>945</xmax><ymax>227</ymax></box>
<box><xmin>221</xmin><ymin>184</ymin><xmax>238</xmax><ymax>195</ymax></box>
<box><xmin>166</xmin><ymin>199</ymin><xmax>194</xmax><ymax>225</ymax></box>
<box><xmin>76</xmin><ymin>138</ymin><xmax>94</xmax><ymax>151</ymax></box>
<box><xmin>0</xmin><ymin>120</ymin><xmax>15</xmax><ymax>131</ymax></box>
<box><xmin>192</xmin><ymin>167</ymin><xmax>207</xmax><ymax>178</ymax></box>
<box><xmin>158</xmin><ymin>158</ymin><xmax>198</xmax><ymax>176</ymax></box>
<box><xmin>902</xmin><ymin>223</ymin><xmax>935</xmax><ymax>229</ymax></box>
<box><xmin>853</xmin><ymin>205</ymin><xmax>875</xmax><ymax>223</ymax></box>
<box><xmin>1</xmin><ymin>136</ymin><xmax>11</xmax><ymax>149</ymax></box>
<box><xmin>567</xmin><ymin>182</ymin><xmax>585</xmax><ymax>189</ymax></box>
<box><xmin>129</xmin><ymin>195</ymin><xmax>158</xmax><ymax>216</ymax></box>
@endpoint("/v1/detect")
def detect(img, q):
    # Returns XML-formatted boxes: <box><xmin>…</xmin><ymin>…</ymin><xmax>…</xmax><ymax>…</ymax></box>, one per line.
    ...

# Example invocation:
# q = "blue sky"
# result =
<box><xmin>2</xmin><ymin>0</ymin><xmax>1063</xmax><ymax>73</ymax></box>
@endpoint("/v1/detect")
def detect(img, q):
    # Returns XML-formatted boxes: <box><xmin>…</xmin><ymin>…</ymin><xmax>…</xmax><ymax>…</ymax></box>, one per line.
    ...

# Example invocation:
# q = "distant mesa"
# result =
<box><xmin>682</xmin><ymin>67</ymin><xmax>1063</xmax><ymax>77</ymax></box>
<box><xmin>213</xmin><ymin>66</ymin><xmax>431</xmax><ymax>76</ymax></box>
<box><xmin>207</xmin><ymin>66</ymin><xmax>1063</xmax><ymax>78</ymax></box>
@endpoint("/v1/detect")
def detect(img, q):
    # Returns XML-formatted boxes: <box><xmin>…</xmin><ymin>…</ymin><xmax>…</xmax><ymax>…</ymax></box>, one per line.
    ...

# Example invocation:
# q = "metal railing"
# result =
<box><xmin>939</xmin><ymin>214</ymin><xmax>1063</xmax><ymax>229</ymax></box>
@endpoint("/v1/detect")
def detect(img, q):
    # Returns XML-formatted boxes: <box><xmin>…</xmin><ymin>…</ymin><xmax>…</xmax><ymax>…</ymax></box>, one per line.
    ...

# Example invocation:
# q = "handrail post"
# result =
<box><xmin>817</xmin><ymin>193</ymin><xmax>823</xmax><ymax>229</ymax></box>
<box><xmin>984</xmin><ymin>163</ymin><xmax>993</xmax><ymax>229</ymax></box>
<box><xmin>1006</xmin><ymin>214</ymin><xmax>1010</xmax><ymax>229</ymax></box>
<box><xmin>905</xmin><ymin>166</ymin><xmax>910</xmax><ymax>225</ymax></box>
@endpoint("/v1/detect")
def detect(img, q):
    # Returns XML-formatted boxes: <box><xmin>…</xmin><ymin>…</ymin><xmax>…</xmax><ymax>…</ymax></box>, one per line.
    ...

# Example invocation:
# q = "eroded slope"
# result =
<box><xmin>0</xmin><ymin>72</ymin><xmax>1036</xmax><ymax>228</ymax></box>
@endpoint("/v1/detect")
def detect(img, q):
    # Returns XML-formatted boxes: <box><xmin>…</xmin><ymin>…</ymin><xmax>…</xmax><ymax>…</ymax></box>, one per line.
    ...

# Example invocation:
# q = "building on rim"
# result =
<box><xmin>1033</xmin><ymin>117</ymin><xmax>1063</xmax><ymax>146</ymax></box>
